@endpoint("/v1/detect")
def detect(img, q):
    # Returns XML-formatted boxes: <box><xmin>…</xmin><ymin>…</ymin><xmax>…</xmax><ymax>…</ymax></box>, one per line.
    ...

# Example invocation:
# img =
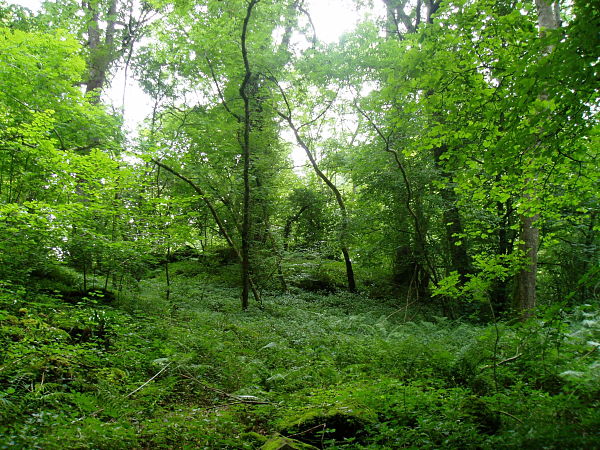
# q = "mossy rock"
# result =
<box><xmin>240</xmin><ymin>432</ymin><xmax>268</xmax><ymax>446</ymax></box>
<box><xmin>294</xmin><ymin>277</ymin><xmax>338</xmax><ymax>293</ymax></box>
<box><xmin>278</xmin><ymin>403</ymin><xmax>376</xmax><ymax>447</ymax></box>
<box><xmin>260</xmin><ymin>434</ymin><xmax>318</xmax><ymax>450</ymax></box>
<box><xmin>213</xmin><ymin>247</ymin><xmax>239</xmax><ymax>265</ymax></box>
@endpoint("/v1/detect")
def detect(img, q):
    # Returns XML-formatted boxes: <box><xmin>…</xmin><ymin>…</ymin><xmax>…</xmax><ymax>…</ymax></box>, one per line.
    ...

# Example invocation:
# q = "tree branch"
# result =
<box><xmin>271</xmin><ymin>77</ymin><xmax>356</xmax><ymax>292</ymax></box>
<box><xmin>205</xmin><ymin>54</ymin><xmax>242</xmax><ymax>122</ymax></box>
<box><xmin>354</xmin><ymin>101</ymin><xmax>439</xmax><ymax>285</ymax></box>
<box><xmin>152</xmin><ymin>158</ymin><xmax>262</xmax><ymax>304</ymax></box>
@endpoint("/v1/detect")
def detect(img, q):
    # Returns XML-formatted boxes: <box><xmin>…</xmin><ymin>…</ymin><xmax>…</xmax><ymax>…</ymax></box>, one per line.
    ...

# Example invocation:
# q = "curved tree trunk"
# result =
<box><xmin>151</xmin><ymin>159</ymin><xmax>262</xmax><ymax>305</ymax></box>
<box><xmin>281</xmin><ymin>116</ymin><xmax>357</xmax><ymax>293</ymax></box>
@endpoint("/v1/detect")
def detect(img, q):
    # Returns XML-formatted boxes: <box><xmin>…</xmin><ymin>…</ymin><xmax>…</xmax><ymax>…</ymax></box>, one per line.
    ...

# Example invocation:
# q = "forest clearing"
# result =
<box><xmin>0</xmin><ymin>0</ymin><xmax>598</xmax><ymax>447</ymax></box>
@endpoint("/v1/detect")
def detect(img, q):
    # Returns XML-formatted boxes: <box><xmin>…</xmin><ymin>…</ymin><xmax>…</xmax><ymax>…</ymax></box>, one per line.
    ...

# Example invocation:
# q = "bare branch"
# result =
<box><xmin>297</xmin><ymin>3</ymin><xmax>317</xmax><ymax>47</ymax></box>
<box><xmin>126</xmin><ymin>362</ymin><xmax>172</xmax><ymax>398</ymax></box>
<box><xmin>298</xmin><ymin>90</ymin><xmax>339</xmax><ymax>130</ymax></box>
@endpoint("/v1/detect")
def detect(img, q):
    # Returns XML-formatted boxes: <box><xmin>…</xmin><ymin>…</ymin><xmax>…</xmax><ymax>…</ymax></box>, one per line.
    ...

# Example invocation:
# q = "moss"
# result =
<box><xmin>240</xmin><ymin>431</ymin><xmax>268</xmax><ymax>445</ymax></box>
<box><xmin>278</xmin><ymin>403</ymin><xmax>377</xmax><ymax>447</ymax></box>
<box><xmin>260</xmin><ymin>434</ymin><xmax>318</xmax><ymax>450</ymax></box>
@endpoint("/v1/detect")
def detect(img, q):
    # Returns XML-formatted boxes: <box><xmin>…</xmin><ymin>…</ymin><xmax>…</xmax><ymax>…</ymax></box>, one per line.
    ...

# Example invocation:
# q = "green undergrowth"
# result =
<box><xmin>0</xmin><ymin>263</ymin><xmax>598</xmax><ymax>448</ymax></box>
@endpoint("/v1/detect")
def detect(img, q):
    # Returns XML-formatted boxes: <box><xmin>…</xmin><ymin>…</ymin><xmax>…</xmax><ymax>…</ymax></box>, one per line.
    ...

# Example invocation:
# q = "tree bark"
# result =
<box><xmin>82</xmin><ymin>0</ymin><xmax>152</xmax><ymax>100</ymax></box>
<box><xmin>84</xmin><ymin>0</ymin><xmax>118</xmax><ymax>99</ymax></box>
<box><xmin>514</xmin><ymin>0</ymin><xmax>559</xmax><ymax>317</ymax></box>
<box><xmin>238</xmin><ymin>0</ymin><xmax>260</xmax><ymax>310</ymax></box>
<box><xmin>514</xmin><ymin>213</ymin><xmax>539</xmax><ymax>313</ymax></box>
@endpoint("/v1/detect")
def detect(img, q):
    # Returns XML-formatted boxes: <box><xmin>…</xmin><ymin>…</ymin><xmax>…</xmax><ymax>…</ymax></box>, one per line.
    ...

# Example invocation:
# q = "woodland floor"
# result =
<box><xmin>0</xmin><ymin>258</ymin><xmax>598</xmax><ymax>449</ymax></box>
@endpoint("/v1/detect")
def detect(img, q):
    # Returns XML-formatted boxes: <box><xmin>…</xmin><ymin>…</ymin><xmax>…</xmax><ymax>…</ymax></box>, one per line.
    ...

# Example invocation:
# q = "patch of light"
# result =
<box><xmin>281</xmin><ymin>127</ymin><xmax>308</xmax><ymax>174</ymax></box>
<box><xmin>107</xmin><ymin>67</ymin><xmax>153</xmax><ymax>135</ymax></box>
<box><xmin>9</xmin><ymin>0</ymin><xmax>41</xmax><ymax>11</ymax></box>
<box><xmin>307</xmin><ymin>0</ymin><xmax>360</xmax><ymax>43</ymax></box>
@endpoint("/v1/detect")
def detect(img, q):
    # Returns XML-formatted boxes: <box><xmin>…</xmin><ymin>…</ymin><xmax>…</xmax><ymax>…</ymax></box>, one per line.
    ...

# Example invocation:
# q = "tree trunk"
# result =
<box><xmin>492</xmin><ymin>198</ymin><xmax>515</xmax><ymax>313</ymax></box>
<box><xmin>354</xmin><ymin>103</ymin><xmax>438</xmax><ymax>290</ymax></box>
<box><xmin>283</xmin><ymin>205</ymin><xmax>308</xmax><ymax>251</ymax></box>
<box><xmin>280</xmin><ymin>115</ymin><xmax>357</xmax><ymax>293</ymax></box>
<box><xmin>514</xmin><ymin>0</ymin><xmax>559</xmax><ymax>317</ymax></box>
<box><xmin>83</xmin><ymin>0</ymin><xmax>150</xmax><ymax>100</ymax></box>
<box><xmin>239</xmin><ymin>0</ymin><xmax>260</xmax><ymax>310</ymax></box>
<box><xmin>514</xmin><ymin>214</ymin><xmax>539</xmax><ymax>313</ymax></box>
<box><xmin>84</xmin><ymin>0</ymin><xmax>118</xmax><ymax>99</ymax></box>
<box><xmin>165</xmin><ymin>246</ymin><xmax>171</xmax><ymax>303</ymax></box>
<box><xmin>151</xmin><ymin>159</ymin><xmax>262</xmax><ymax>305</ymax></box>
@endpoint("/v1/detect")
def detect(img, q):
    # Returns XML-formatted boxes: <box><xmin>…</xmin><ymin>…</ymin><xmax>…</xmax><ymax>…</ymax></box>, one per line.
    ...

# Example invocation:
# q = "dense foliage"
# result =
<box><xmin>1</xmin><ymin>263</ymin><xmax>599</xmax><ymax>448</ymax></box>
<box><xmin>0</xmin><ymin>0</ymin><xmax>598</xmax><ymax>447</ymax></box>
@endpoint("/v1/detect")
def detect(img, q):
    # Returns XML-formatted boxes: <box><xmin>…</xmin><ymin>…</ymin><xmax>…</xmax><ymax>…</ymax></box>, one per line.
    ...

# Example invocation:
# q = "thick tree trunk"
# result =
<box><xmin>83</xmin><ymin>0</ymin><xmax>151</xmax><ymax>100</ymax></box>
<box><xmin>514</xmin><ymin>213</ymin><xmax>539</xmax><ymax>313</ymax></box>
<box><xmin>514</xmin><ymin>0</ymin><xmax>559</xmax><ymax>317</ymax></box>
<box><xmin>536</xmin><ymin>0</ymin><xmax>559</xmax><ymax>31</ymax></box>
<box><xmin>84</xmin><ymin>0</ymin><xmax>118</xmax><ymax>99</ymax></box>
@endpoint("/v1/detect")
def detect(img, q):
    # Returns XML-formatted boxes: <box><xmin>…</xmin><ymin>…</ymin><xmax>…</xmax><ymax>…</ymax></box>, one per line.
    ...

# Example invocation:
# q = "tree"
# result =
<box><xmin>0</xmin><ymin>24</ymin><xmax>125</xmax><ymax>284</ymax></box>
<box><xmin>134</xmin><ymin>0</ymin><xmax>303</xmax><ymax>308</ymax></box>
<box><xmin>274</xmin><ymin>84</ymin><xmax>357</xmax><ymax>292</ymax></box>
<box><xmin>330</xmin><ymin>0</ymin><xmax>598</xmax><ymax>316</ymax></box>
<box><xmin>39</xmin><ymin>0</ymin><xmax>155</xmax><ymax>100</ymax></box>
<box><xmin>513</xmin><ymin>0</ymin><xmax>560</xmax><ymax>315</ymax></box>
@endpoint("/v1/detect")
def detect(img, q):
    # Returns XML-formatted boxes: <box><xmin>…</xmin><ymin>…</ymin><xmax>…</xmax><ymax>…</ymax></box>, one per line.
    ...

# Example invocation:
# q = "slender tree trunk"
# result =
<box><xmin>355</xmin><ymin>104</ymin><xmax>438</xmax><ymax>289</ymax></box>
<box><xmin>165</xmin><ymin>246</ymin><xmax>171</xmax><ymax>303</ymax></box>
<box><xmin>151</xmin><ymin>159</ymin><xmax>262</xmax><ymax>304</ymax></box>
<box><xmin>283</xmin><ymin>205</ymin><xmax>308</xmax><ymax>251</ymax></box>
<box><xmin>280</xmin><ymin>116</ymin><xmax>357</xmax><ymax>292</ymax></box>
<box><xmin>83</xmin><ymin>262</ymin><xmax>87</xmax><ymax>292</ymax></box>
<box><xmin>104</xmin><ymin>271</ymin><xmax>110</xmax><ymax>291</ymax></box>
<box><xmin>376</xmin><ymin>4</ymin><xmax>456</xmax><ymax>299</ymax></box>
<box><xmin>492</xmin><ymin>198</ymin><xmax>515</xmax><ymax>313</ymax></box>
<box><xmin>239</xmin><ymin>0</ymin><xmax>260</xmax><ymax>310</ymax></box>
